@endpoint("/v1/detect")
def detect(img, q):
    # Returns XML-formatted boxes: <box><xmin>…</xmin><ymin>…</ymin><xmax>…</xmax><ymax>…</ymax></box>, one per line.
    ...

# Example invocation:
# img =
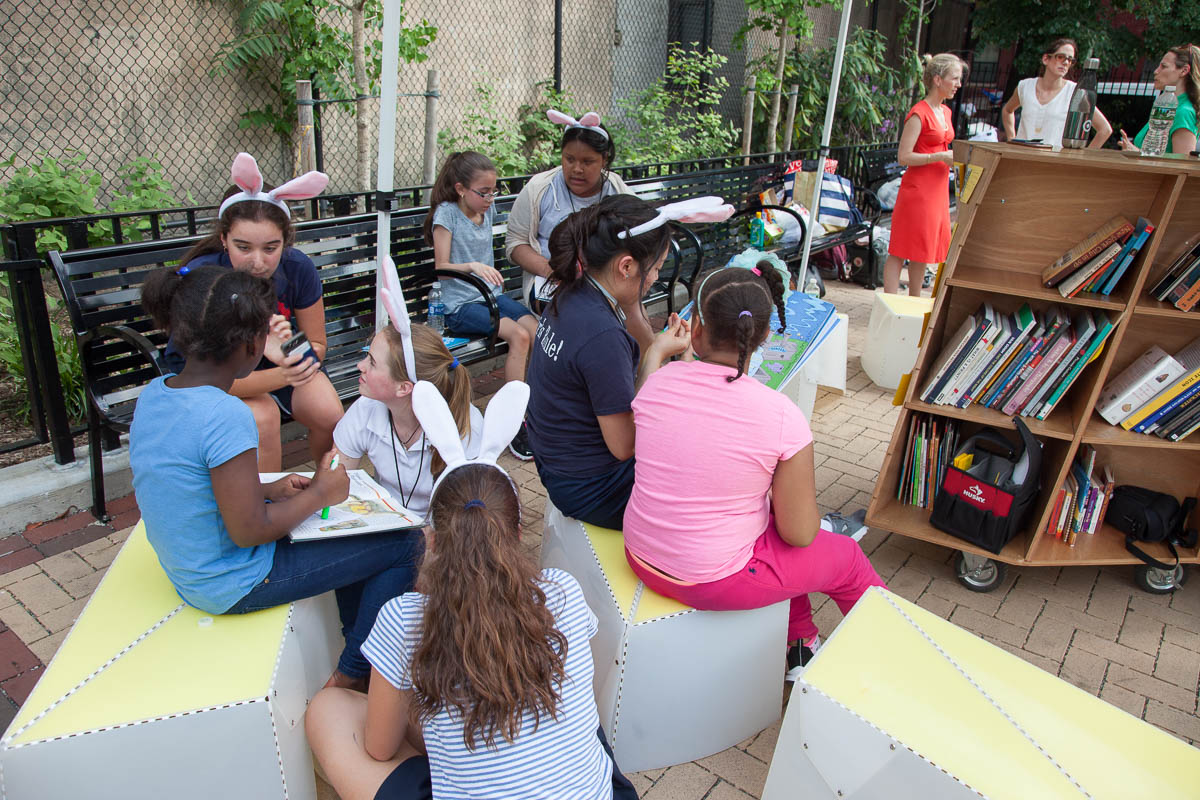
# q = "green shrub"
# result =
<box><xmin>0</xmin><ymin>286</ymin><xmax>87</xmax><ymax>424</ymax></box>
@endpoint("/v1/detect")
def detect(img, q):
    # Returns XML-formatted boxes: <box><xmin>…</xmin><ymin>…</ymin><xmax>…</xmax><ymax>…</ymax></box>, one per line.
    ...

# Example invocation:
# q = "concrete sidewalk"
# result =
<box><xmin>0</xmin><ymin>280</ymin><xmax>1196</xmax><ymax>800</ymax></box>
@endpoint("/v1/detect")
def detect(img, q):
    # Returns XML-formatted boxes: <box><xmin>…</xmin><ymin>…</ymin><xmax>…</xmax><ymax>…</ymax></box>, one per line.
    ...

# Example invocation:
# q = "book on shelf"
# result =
<box><xmin>1120</xmin><ymin>335</ymin><xmax>1200</xmax><ymax>431</ymax></box>
<box><xmin>982</xmin><ymin>314</ymin><xmax>1047</xmax><ymax>408</ymax></box>
<box><xmin>1097</xmin><ymin>217</ymin><xmax>1153</xmax><ymax>296</ymax></box>
<box><xmin>1149</xmin><ymin>238</ymin><xmax>1200</xmax><ymax>299</ymax></box>
<box><xmin>1176</xmin><ymin>280</ymin><xmax>1200</xmax><ymax>313</ymax></box>
<box><xmin>941</xmin><ymin>305</ymin><xmax>1001</xmax><ymax>407</ymax></box>
<box><xmin>1022</xmin><ymin>310</ymin><xmax>1094</xmax><ymax>417</ymax></box>
<box><xmin>1096</xmin><ymin>465</ymin><xmax>1116</xmax><ymax>529</ymax></box>
<box><xmin>1095</xmin><ymin>345</ymin><xmax>1186</xmax><ymax>425</ymax></box>
<box><xmin>918</xmin><ymin>314</ymin><xmax>982</xmax><ymax>404</ymax></box>
<box><xmin>1041</xmin><ymin>216</ymin><xmax>1134</xmax><ymax>288</ymax></box>
<box><xmin>1148</xmin><ymin>385</ymin><xmax>1200</xmax><ymax>435</ymax></box>
<box><xmin>1164</xmin><ymin>402</ymin><xmax>1200</xmax><ymax>441</ymax></box>
<box><xmin>1136</xmin><ymin>381</ymin><xmax>1200</xmax><ymax>434</ymax></box>
<box><xmin>1002</xmin><ymin>311</ymin><xmax>1074</xmax><ymax>415</ymax></box>
<box><xmin>1084</xmin><ymin>222</ymin><xmax>1142</xmax><ymax>293</ymax></box>
<box><xmin>897</xmin><ymin>414</ymin><xmax>959</xmax><ymax>509</ymax></box>
<box><xmin>1164</xmin><ymin>257</ymin><xmax>1200</xmax><ymax>310</ymax></box>
<box><xmin>960</xmin><ymin>304</ymin><xmax>1037</xmax><ymax>408</ymax></box>
<box><xmin>1057</xmin><ymin>240</ymin><xmax>1124</xmax><ymax>298</ymax></box>
<box><xmin>1035</xmin><ymin>310</ymin><xmax>1117</xmax><ymax>420</ymax></box>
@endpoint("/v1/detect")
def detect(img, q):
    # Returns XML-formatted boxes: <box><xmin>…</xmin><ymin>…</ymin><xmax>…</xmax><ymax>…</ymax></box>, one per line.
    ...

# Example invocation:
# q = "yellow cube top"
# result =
<box><xmin>804</xmin><ymin>587</ymin><xmax>1200</xmax><ymax>799</ymax></box>
<box><xmin>875</xmin><ymin>292</ymin><xmax>934</xmax><ymax>317</ymax></box>
<box><xmin>5</xmin><ymin>524</ymin><xmax>290</xmax><ymax>746</ymax></box>
<box><xmin>582</xmin><ymin>523</ymin><xmax>692</xmax><ymax>624</ymax></box>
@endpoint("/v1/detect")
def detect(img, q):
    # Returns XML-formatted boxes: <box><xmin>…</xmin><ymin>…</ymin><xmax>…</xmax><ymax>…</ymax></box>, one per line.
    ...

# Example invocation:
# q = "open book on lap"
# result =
<box><xmin>260</xmin><ymin>470</ymin><xmax>424</xmax><ymax>542</ymax></box>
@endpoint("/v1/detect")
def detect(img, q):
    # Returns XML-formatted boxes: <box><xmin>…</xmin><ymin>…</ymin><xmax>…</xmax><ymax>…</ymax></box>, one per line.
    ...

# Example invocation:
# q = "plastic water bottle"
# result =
<box><xmin>1062</xmin><ymin>58</ymin><xmax>1099</xmax><ymax>149</ymax></box>
<box><xmin>427</xmin><ymin>281</ymin><xmax>445</xmax><ymax>334</ymax></box>
<box><xmin>1141</xmin><ymin>85</ymin><xmax>1178</xmax><ymax>157</ymax></box>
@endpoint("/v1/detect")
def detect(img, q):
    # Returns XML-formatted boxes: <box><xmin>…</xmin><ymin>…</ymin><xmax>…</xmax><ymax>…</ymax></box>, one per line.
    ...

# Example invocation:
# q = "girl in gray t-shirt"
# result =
<box><xmin>423</xmin><ymin>152</ymin><xmax>538</xmax><ymax>392</ymax></box>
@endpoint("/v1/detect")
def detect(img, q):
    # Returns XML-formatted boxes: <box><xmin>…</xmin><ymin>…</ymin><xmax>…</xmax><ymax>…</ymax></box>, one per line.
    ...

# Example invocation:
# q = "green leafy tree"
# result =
<box><xmin>209</xmin><ymin>0</ymin><xmax>436</xmax><ymax>190</ymax></box>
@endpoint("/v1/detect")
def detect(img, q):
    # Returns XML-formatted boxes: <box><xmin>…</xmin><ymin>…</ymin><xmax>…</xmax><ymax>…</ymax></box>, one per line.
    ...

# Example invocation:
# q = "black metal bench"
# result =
<box><xmin>49</xmin><ymin>206</ymin><xmax>505</xmax><ymax>519</ymax></box>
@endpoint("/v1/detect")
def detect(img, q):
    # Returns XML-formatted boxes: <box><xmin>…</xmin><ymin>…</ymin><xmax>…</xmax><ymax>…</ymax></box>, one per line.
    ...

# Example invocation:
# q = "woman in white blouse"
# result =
<box><xmin>1002</xmin><ymin>38</ymin><xmax>1112</xmax><ymax>149</ymax></box>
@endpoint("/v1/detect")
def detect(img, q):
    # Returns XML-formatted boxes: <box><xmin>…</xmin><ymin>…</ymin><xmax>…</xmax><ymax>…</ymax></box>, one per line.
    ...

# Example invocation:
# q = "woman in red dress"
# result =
<box><xmin>883</xmin><ymin>53</ymin><xmax>966</xmax><ymax>295</ymax></box>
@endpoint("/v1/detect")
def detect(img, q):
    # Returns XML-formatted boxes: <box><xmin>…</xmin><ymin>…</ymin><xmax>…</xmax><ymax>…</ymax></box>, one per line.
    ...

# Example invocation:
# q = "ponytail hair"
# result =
<box><xmin>1168</xmin><ymin>44</ymin><xmax>1200</xmax><ymax>111</ymax></box>
<box><xmin>545</xmin><ymin>194</ymin><xmax>671</xmax><ymax>314</ymax></box>
<box><xmin>141</xmin><ymin>264</ymin><xmax>275</xmax><ymax>364</ymax></box>
<box><xmin>921</xmin><ymin>52</ymin><xmax>968</xmax><ymax>91</ymax></box>
<box><xmin>696</xmin><ymin>263</ymin><xmax>784</xmax><ymax>382</ymax></box>
<box><xmin>181</xmin><ymin>183</ymin><xmax>294</xmax><ymax>267</ymax></box>
<box><xmin>393</xmin><ymin>323</ymin><xmax>473</xmax><ymax>475</ymax></box>
<box><xmin>411</xmin><ymin>464</ymin><xmax>567</xmax><ymax>750</ymax></box>
<box><xmin>423</xmin><ymin>151</ymin><xmax>497</xmax><ymax>245</ymax></box>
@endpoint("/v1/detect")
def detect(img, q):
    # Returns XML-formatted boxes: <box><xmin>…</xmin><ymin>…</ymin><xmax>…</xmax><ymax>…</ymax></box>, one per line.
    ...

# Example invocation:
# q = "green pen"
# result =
<box><xmin>320</xmin><ymin>454</ymin><xmax>339</xmax><ymax>519</ymax></box>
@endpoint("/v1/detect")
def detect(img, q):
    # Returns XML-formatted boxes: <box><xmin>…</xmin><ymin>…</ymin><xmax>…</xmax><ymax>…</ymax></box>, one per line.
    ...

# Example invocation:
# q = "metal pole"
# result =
<box><xmin>783</xmin><ymin>84</ymin><xmax>799</xmax><ymax>153</ymax></box>
<box><xmin>376</xmin><ymin>0</ymin><xmax>402</xmax><ymax>331</ymax></box>
<box><xmin>422</xmin><ymin>69</ymin><xmax>440</xmax><ymax>204</ymax></box>
<box><xmin>741</xmin><ymin>75</ymin><xmax>757</xmax><ymax>165</ymax></box>
<box><xmin>312</xmin><ymin>83</ymin><xmax>326</xmax><ymax>174</ymax></box>
<box><xmin>553</xmin><ymin>0</ymin><xmax>563</xmax><ymax>93</ymax></box>
<box><xmin>797</xmin><ymin>0</ymin><xmax>854</xmax><ymax>293</ymax></box>
<box><xmin>296</xmin><ymin>80</ymin><xmax>317</xmax><ymax>174</ymax></box>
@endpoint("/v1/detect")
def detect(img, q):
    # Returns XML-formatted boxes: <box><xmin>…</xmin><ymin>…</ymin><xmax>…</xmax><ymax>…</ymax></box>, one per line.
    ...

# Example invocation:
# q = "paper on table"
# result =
<box><xmin>260</xmin><ymin>470</ymin><xmax>423</xmax><ymax>542</ymax></box>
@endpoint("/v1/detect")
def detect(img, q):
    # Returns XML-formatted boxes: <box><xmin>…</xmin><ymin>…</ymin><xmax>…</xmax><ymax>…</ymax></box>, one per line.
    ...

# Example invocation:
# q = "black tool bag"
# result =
<box><xmin>929</xmin><ymin>418</ymin><xmax>1042</xmax><ymax>554</ymax></box>
<box><xmin>1105</xmin><ymin>486</ymin><xmax>1198</xmax><ymax>570</ymax></box>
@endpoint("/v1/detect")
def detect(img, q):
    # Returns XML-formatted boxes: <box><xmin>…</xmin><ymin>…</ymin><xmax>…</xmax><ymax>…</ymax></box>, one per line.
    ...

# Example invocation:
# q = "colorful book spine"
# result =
<box><xmin>1004</xmin><ymin>324</ymin><xmax>1073</xmax><ymax>416</ymax></box>
<box><xmin>1100</xmin><ymin>220</ymin><xmax>1154</xmax><ymax>296</ymax></box>
<box><xmin>1042</xmin><ymin>217</ymin><xmax>1134</xmax><ymax>287</ymax></box>
<box><xmin>1121</xmin><ymin>351</ymin><xmax>1200</xmax><ymax>431</ymax></box>
<box><xmin>1136</xmin><ymin>381</ymin><xmax>1200</xmax><ymax>433</ymax></box>
<box><xmin>1037</xmin><ymin>312</ymin><xmax>1116</xmax><ymax>420</ymax></box>
<box><xmin>1096</xmin><ymin>345</ymin><xmax>1184</xmax><ymax>426</ymax></box>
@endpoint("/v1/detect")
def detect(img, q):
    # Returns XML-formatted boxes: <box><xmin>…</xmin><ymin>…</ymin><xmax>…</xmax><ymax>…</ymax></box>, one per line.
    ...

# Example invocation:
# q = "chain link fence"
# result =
<box><xmin>1</xmin><ymin>0</ymin><xmax>877</xmax><ymax>205</ymax></box>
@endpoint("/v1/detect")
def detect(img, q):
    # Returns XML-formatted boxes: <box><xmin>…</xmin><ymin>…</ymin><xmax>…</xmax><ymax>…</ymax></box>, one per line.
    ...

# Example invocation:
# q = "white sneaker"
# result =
<box><xmin>823</xmin><ymin>509</ymin><xmax>868</xmax><ymax>542</ymax></box>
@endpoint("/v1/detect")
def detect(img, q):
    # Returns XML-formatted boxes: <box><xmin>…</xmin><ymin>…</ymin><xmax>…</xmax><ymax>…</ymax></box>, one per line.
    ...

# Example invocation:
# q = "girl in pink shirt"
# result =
<box><xmin>622</xmin><ymin>266</ymin><xmax>885</xmax><ymax>679</ymax></box>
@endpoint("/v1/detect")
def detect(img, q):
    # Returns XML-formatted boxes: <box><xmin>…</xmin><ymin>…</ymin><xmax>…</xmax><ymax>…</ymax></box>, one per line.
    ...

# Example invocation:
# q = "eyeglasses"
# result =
<box><xmin>470</xmin><ymin>188</ymin><xmax>500</xmax><ymax>200</ymax></box>
<box><xmin>1050</xmin><ymin>53</ymin><xmax>1076</xmax><ymax>64</ymax></box>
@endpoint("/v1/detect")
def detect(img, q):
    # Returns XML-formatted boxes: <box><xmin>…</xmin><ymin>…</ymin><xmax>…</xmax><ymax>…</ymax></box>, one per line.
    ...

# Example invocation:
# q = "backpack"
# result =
<box><xmin>1105</xmin><ymin>487</ymin><xmax>1198</xmax><ymax>571</ymax></box>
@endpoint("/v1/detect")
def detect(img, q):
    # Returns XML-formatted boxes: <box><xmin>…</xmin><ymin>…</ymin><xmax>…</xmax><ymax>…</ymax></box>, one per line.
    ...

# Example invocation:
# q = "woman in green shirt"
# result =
<box><xmin>1119</xmin><ymin>45</ymin><xmax>1199</xmax><ymax>155</ymax></box>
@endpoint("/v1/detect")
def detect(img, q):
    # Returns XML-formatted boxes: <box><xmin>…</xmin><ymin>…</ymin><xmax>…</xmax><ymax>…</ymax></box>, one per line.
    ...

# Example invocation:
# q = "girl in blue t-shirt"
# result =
<box><xmin>306</xmin><ymin>381</ymin><xmax>636</xmax><ymax>800</ymax></box>
<box><xmin>524</xmin><ymin>194</ymin><xmax>693</xmax><ymax>529</ymax></box>
<box><xmin>132</xmin><ymin>264</ymin><xmax>423</xmax><ymax>693</ymax></box>
<box><xmin>175</xmin><ymin>152</ymin><xmax>344</xmax><ymax>471</ymax></box>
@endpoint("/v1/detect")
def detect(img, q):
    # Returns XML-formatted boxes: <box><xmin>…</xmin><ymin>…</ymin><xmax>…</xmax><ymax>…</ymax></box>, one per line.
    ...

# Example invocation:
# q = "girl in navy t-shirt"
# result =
<box><xmin>172</xmin><ymin>153</ymin><xmax>344</xmax><ymax>471</ymax></box>
<box><xmin>525</xmin><ymin>194</ymin><xmax>692</xmax><ymax>529</ymax></box>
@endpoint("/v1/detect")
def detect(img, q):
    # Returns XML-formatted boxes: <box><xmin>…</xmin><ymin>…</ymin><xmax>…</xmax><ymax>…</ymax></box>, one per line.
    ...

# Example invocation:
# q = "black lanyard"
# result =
<box><xmin>387</xmin><ymin>409</ymin><xmax>425</xmax><ymax>510</ymax></box>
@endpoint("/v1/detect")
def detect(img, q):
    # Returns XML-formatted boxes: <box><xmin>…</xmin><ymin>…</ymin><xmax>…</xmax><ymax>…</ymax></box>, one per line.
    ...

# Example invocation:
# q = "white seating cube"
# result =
<box><xmin>0</xmin><ymin>523</ymin><xmax>342</xmax><ymax>800</ymax></box>
<box><xmin>861</xmin><ymin>292</ymin><xmax>932</xmax><ymax>390</ymax></box>
<box><xmin>540</xmin><ymin>501</ymin><xmax>788</xmax><ymax>773</ymax></box>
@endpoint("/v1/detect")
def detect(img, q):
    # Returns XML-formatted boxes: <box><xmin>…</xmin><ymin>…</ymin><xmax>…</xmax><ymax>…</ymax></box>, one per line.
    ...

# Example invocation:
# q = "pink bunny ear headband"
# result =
<box><xmin>547</xmin><ymin>109</ymin><xmax>609</xmax><ymax>140</ymax></box>
<box><xmin>617</xmin><ymin>195</ymin><xmax>735</xmax><ymax>239</ymax></box>
<box><xmin>218</xmin><ymin>152</ymin><xmax>329</xmax><ymax>219</ymax></box>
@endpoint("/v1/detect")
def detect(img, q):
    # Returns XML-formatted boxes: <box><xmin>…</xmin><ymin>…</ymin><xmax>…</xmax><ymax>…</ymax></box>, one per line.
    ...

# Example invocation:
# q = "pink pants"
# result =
<box><xmin>626</xmin><ymin>516</ymin><xmax>886</xmax><ymax>642</ymax></box>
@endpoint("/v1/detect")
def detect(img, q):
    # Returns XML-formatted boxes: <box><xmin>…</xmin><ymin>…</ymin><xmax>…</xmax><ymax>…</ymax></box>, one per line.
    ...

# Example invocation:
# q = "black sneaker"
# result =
<box><xmin>785</xmin><ymin>635</ymin><xmax>822</xmax><ymax>682</ymax></box>
<box><xmin>508</xmin><ymin>422</ymin><xmax>534</xmax><ymax>461</ymax></box>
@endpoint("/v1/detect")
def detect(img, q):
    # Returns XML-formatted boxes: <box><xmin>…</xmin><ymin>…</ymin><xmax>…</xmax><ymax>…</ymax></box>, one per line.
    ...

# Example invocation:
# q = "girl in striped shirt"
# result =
<box><xmin>306</xmin><ymin>382</ymin><xmax>636</xmax><ymax>800</ymax></box>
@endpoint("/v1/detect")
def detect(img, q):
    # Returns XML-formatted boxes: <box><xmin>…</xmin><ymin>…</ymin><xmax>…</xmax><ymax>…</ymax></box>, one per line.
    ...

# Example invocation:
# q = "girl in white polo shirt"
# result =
<box><xmin>333</xmin><ymin>323</ymin><xmax>482</xmax><ymax>520</ymax></box>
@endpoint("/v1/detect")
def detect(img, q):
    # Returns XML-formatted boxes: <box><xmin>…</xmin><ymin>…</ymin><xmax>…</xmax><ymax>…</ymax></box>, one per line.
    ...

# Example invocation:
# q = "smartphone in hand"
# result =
<box><xmin>281</xmin><ymin>330</ymin><xmax>317</xmax><ymax>365</ymax></box>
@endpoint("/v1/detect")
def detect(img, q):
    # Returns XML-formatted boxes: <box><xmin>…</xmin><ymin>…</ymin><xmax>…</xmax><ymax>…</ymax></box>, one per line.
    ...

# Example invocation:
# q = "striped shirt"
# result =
<box><xmin>361</xmin><ymin>568</ymin><xmax>611</xmax><ymax>800</ymax></box>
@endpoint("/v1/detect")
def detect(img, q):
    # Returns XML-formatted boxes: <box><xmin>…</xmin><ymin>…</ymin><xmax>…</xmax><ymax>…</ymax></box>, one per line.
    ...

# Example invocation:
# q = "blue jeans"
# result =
<box><xmin>445</xmin><ymin>294</ymin><xmax>534</xmax><ymax>336</ymax></box>
<box><xmin>536</xmin><ymin>458</ymin><xmax>635</xmax><ymax>531</ymax></box>
<box><xmin>226</xmin><ymin>531</ymin><xmax>424</xmax><ymax>678</ymax></box>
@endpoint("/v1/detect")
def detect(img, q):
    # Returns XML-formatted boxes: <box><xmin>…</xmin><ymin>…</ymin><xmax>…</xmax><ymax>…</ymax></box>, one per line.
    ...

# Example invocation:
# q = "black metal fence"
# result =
<box><xmin>0</xmin><ymin>142</ymin><xmax>892</xmax><ymax>466</ymax></box>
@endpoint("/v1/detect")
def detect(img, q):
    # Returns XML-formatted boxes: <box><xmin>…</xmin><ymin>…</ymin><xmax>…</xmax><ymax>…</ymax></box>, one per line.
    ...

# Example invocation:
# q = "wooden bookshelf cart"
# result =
<box><xmin>865</xmin><ymin>142</ymin><xmax>1200</xmax><ymax>593</ymax></box>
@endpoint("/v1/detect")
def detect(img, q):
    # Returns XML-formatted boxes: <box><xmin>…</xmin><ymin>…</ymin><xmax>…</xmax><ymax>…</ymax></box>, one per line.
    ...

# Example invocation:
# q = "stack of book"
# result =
<box><xmin>1042</xmin><ymin>216</ymin><xmax>1153</xmax><ymax>297</ymax></box>
<box><xmin>1146</xmin><ymin>239</ymin><xmax>1200</xmax><ymax>311</ymax></box>
<box><xmin>897</xmin><ymin>414</ymin><xmax>960</xmax><ymax>509</ymax></box>
<box><xmin>918</xmin><ymin>302</ymin><xmax>1117</xmax><ymax>420</ymax></box>
<box><xmin>1095</xmin><ymin>335</ymin><xmax>1200</xmax><ymax>441</ymax></box>
<box><xmin>1046</xmin><ymin>445</ymin><xmax>1114</xmax><ymax>546</ymax></box>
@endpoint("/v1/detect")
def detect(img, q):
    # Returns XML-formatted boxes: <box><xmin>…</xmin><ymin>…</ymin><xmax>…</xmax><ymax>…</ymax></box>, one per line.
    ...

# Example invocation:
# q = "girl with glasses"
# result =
<box><xmin>424</xmin><ymin>151</ymin><xmax>539</xmax><ymax>459</ymax></box>
<box><xmin>1119</xmin><ymin>45</ymin><xmax>1200</xmax><ymax>155</ymax></box>
<box><xmin>1002</xmin><ymin>38</ymin><xmax>1113</xmax><ymax>150</ymax></box>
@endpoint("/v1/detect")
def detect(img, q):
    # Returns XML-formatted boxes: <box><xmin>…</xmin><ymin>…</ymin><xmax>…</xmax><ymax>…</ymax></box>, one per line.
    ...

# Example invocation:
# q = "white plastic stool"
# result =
<box><xmin>860</xmin><ymin>293</ymin><xmax>932</xmax><ymax>390</ymax></box>
<box><xmin>762</xmin><ymin>587</ymin><xmax>1200</xmax><ymax>799</ymax></box>
<box><xmin>0</xmin><ymin>523</ymin><xmax>342</xmax><ymax>800</ymax></box>
<box><xmin>539</xmin><ymin>501</ymin><xmax>788</xmax><ymax>773</ymax></box>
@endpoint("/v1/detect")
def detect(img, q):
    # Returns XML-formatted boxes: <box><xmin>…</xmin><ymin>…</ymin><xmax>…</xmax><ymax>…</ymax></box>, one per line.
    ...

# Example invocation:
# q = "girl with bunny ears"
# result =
<box><xmin>307</xmin><ymin>381</ymin><xmax>638</xmax><ymax>800</ymax></box>
<box><xmin>165</xmin><ymin>152</ymin><xmax>343</xmax><ymax>471</ymax></box>
<box><xmin>622</xmin><ymin>266</ymin><xmax>886</xmax><ymax>682</ymax></box>
<box><xmin>132</xmin><ymin>263</ymin><xmax>424</xmax><ymax>695</ymax></box>
<box><xmin>524</xmin><ymin>193</ymin><xmax>731</xmax><ymax>530</ymax></box>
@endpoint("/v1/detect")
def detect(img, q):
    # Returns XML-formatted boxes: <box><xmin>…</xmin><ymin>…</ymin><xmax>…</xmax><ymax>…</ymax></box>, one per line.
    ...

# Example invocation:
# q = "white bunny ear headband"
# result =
<box><xmin>547</xmin><ymin>109</ymin><xmax>610</xmax><ymax>140</ymax></box>
<box><xmin>617</xmin><ymin>195</ymin><xmax>735</xmax><ymax>239</ymax></box>
<box><xmin>412</xmin><ymin>379</ymin><xmax>530</xmax><ymax>508</ymax></box>
<box><xmin>218</xmin><ymin>152</ymin><xmax>329</xmax><ymax>219</ymax></box>
<box><xmin>378</xmin><ymin>255</ymin><xmax>419</xmax><ymax>384</ymax></box>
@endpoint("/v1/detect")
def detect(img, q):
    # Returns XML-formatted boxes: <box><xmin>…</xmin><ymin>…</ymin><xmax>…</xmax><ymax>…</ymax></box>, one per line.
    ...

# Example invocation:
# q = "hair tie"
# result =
<box><xmin>751</xmin><ymin>266</ymin><xmax>762</xmax><ymax>276</ymax></box>
<box><xmin>463</xmin><ymin>499</ymin><xmax>485</xmax><ymax>510</ymax></box>
<box><xmin>738</xmin><ymin>310</ymin><xmax>753</xmax><ymax>318</ymax></box>
<box><xmin>176</xmin><ymin>266</ymin><xmax>190</xmax><ymax>276</ymax></box>
<box><xmin>449</xmin><ymin>356</ymin><xmax>459</xmax><ymax>369</ymax></box>
<box><xmin>230</xmin><ymin>293</ymin><xmax>239</xmax><ymax>303</ymax></box>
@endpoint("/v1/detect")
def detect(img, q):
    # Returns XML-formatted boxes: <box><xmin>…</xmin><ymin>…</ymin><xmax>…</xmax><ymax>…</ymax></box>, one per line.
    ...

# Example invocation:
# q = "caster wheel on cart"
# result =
<box><xmin>955</xmin><ymin>552</ymin><xmax>1007</xmax><ymax>593</ymax></box>
<box><xmin>1134</xmin><ymin>563</ymin><xmax>1187</xmax><ymax>594</ymax></box>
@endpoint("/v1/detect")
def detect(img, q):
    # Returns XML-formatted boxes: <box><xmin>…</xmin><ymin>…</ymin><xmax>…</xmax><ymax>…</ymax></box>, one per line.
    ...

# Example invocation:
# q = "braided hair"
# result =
<box><xmin>697</xmin><ymin>262</ymin><xmax>787</xmax><ymax>382</ymax></box>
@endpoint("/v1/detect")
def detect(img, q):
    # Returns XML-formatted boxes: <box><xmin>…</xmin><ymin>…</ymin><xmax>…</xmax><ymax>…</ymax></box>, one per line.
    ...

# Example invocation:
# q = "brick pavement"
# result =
<box><xmin>1</xmin><ymin>280</ymin><xmax>1197</xmax><ymax>800</ymax></box>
